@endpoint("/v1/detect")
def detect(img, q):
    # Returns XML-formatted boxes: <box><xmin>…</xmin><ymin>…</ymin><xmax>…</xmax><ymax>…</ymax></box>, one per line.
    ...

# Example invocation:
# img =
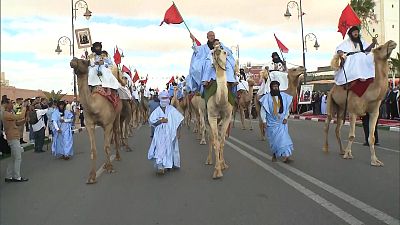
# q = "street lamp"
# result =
<box><xmin>55</xmin><ymin>36</ymin><xmax>72</xmax><ymax>55</ymax></box>
<box><xmin>70</xmin><ymin>0</ymin><xmax>92</xmax><ymax>98</ymax></box>
<box><xmin>304</xmin><ymin>33</ymin><xmax>320</xmax><ymax>52</ymax></box>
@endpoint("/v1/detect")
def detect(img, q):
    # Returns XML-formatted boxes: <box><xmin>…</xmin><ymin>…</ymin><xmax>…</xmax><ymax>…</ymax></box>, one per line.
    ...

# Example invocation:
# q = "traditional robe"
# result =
<box><xmin>237</xmin><ymin>80</ymin><xmax>249</xmax><ymax>92</ymax></box>
<box><xmin>51</xmin><ymin>109</ymin><xmax>73</xmax><ymax>157</ymax></box>
<box><xmin>334</xmin><ymin>38</ymin><xmax>375</xmax><ymax>85</ymax></box>
<box><xmin>189</xmin><ymin>42</ymin><xmax>236</xmax><ymax>88</ymax></box>
<box><xmin>88</xmin><ymin>54</ymin><xmax>120</xmax><ymax>89</ymax></box>
<box><xmin>147</xmin><ymin>105</ymin><xmax>184</xmax><ymax>169</ymax></box>
<box><xmin>260</xmin><ymin>92</ymin><xmax>294</xmax><ymax>157</ymax></box>
<box><xmin>257</xmin><ymin>71</ymin><xmax>289</xmax><ymax>95</ymax></box>
<box><xmin>321</xmin><ymin>94</ymin><xmax>327</xmax><ymax>115</ymax></box>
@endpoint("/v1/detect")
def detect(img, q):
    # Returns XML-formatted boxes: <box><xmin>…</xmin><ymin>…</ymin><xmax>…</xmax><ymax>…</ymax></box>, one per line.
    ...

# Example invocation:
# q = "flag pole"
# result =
<box><xmin>173</xmin><ymin>1</ymin><xmax>191</xmax><ymax>34</ymax></box>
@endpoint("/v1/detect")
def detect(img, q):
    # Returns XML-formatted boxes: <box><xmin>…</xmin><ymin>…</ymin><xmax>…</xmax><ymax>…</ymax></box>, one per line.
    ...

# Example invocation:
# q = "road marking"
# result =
<box><xmin>350</xmin><ymin>141</ymin><xmax>399</xmax><ymax>153</ymax></box>
<box><xmin>225</xmin><ymin>141</ymin><xmax>364</xmax><ymax>225</ymax></box>
<box><xmin>96</xmin><ymin>154</ymin><xmax>116</xmax><ymax>178</ymax></box>
<box><xmin>229</xmin><ymin>136</ymin><xmax>399</xmax><ymax>225</ymax></box>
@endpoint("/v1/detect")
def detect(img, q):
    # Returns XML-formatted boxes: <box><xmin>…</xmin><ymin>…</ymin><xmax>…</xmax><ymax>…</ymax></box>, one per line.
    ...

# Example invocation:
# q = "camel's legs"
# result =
<box><xmin>343</xmin><ymin>113</ymin><xmax>357</xmax><ymax>159</ymax></box>
<box><xmin>323</xmin><ymin>114</ymin><xmax>332</xmax><ymax>153</ymax></box>
<box><xmin>86</xmin><ymin>121</ymin><xmax>97</xmax><ymax>184</ymax></box>
<box><xmin>103</xmin><ymin>124</ymin><xmax>115</xmax><ymax>172</ymax></box>
<box><xmin>247</xmin><ymin>103</ymin><xmax>253</xmax><ymax>130</ymax></box>
<box><xmin>335</xmin><ymin>111</ymin><xmax>345</xmax><ymax>155</ymax></box>
<box><xmin>113</xmin><ymin>114</ymin><xmax>121</xmax><ymax>162</ymax></box>
<box><xmin>368</xmin><ymin>112</ymin><xmax>384</xmax><ymax>166</ymax></box>
<box><xmin>219</xmin><ymin>111</ymin><xmax>232</xmax><ymax>170</ymax></box>
<box><xmin>240</xmin><ymin>107</ymin><xmax>246</xmax><ymax>130</ymax></box>
<box><xmin>208</xmin><ymin>116</ymin><xmax>223</xmax><ymax>179</ymax></box>
<box><xmin>199</xmin><ymin>108</ymin><xmax>207</xmax><ymax>145</ymax></box>
<box><xmin>255</xmin><ymin>96</ymin><xmax>265</xmax><ymax>140</ymax></box>
<box><xmin>205</xmin><ymin>126</ymin><xmax>213</xmax><ymax>165</ymax></box>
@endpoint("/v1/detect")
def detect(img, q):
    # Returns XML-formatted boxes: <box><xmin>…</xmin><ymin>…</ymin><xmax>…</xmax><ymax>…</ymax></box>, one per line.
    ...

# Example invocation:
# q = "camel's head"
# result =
<box><xmin>211</xmin><ymin>41</ymin><xmax>227</xmax><ymax>70</ymax></box>
<box><xmin>373</xmin><ymin>40</ymin><xmax>397</xmax><ymax>61</ymax></box>
<box><xmin>247</xmin><ymin>78</ymin><xmax>255</xmax><ymax>87</ymax></box>
<box><xmin>70</xmin><ymin>57</ymin><xmax>89</xmax><ymax>76</ymax></box>
<box><xmin>260</xmin><ymin>66</ymin><xmax>270</xmax><ymax>81</ymax></box>
<box><xmin>287</xmin><ymin>66</ymin><xmax>306</xmax><ymax>83</ymax></box>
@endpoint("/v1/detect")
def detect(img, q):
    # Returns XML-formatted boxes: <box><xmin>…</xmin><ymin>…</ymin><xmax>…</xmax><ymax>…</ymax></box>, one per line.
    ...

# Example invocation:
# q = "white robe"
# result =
<box><xmin>147</xmin><ymin>105</ymin><xmax>184</xmax><ymax>169</ymax></box>
<box><xmin>258</xmin><ymin>71</ymin><xmax>289</xmax><ymax>95</ymax></box>
<box><xmin>237</xmin><ymin>80</ymin><xmax>249</xmax><ymax>92</ymax></box>
<box><xmin>88</xmin><ymin>54</ymin><xmax>120</xmax><ymax>89</ymax></box>
<box><xmin>321</xmin><ymin>95</ymin><xmax>327</xmax><ymax>115</ymax></box>
<box><xmin>334</xmin><ymin>38</ymin><xmax>375</xmax><ymax>85</ymax></box>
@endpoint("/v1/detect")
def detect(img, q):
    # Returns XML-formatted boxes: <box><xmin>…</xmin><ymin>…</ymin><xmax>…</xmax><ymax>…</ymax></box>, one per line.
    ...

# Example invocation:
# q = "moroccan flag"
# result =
<box><xmin>337</xmin><ymin>4</ymin><xmax>361</xmax><ymax>39</ymax></box>
<box><xmin>132</xmin><ymin>69</ymin><xmax>139</xmax><ymax>83</ymax></box>
<box><xmin>160</xmin><ymin>3</ymin><xmax>183</xmax><ymax>26</ymax></box>
<box><xmin>167</xmin><ymin>76</ymin><xmax>175</xmax><ymax>84</ymax></box>
<box><xmin>140</xmin><ymin>74</ymin><xmax>148</xmax><ymax>85</ymax></box>
<box><xmin>274</xmin><ymin>34</ymin><xmax>289</xmax><ymax>53</ymax></box>
<box><xmin>114</xmin><ymin>47</ymin><xmax>121</xmax><ymax>65</ymax></box>
<box><xmin>122</xmin><ymin>65</ymin><xmax>131</xmax><ymax>77</ymax></box>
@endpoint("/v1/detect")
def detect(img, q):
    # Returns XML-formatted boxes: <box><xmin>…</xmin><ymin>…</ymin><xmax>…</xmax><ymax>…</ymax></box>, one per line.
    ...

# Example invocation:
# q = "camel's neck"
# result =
<box><xmin>374</xmin><ymin>59</ymin><xmax>389</xmax><ymax>84</ymax></box>
<box><xmin>76</xmin><ymin>73</ymin><xmax>94</xmax><ymax>112</ymax></box>
<box><xmin>215</xmin><ymin>65</ymin><xmax>228</xmax><ymax>104</ymax></box>
<box><xmin>286</xmin><ymin>77</ymin><xmax>300</xmax><ymax>97</ymax></box>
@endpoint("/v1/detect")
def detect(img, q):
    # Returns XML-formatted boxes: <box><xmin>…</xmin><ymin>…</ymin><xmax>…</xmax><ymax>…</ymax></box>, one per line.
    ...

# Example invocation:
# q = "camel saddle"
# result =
<box><xmin>92</xmin><ymin>86</ymin><xmax>120</xmax><ymax>109</ymax></box>
<box><xmin>203</xmin><ymin>80</ymin><xmax>236</xmax><ymax>106</ymax></box>
<box><xmin>342</xmin><ymin>78</ymin><xmax>374</xmax><ymax>97</ymax></box>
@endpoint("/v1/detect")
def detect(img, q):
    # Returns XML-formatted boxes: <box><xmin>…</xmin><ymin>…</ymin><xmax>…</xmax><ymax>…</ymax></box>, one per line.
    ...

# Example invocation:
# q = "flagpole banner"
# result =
<box><xmin>160</xmin><ymin>3</ymin><xmax>183</xmax><ymax>26</ymax></box>
<box><xmin>274</xmin><ymin>33</ymin><xmax>289</xmax><ymax>53</ymax></box>
<box><xmin>298</xmin><ymin>84</ymin><xmax>314</xmax><ymax>105</ymax></box>
<box><xmin>337</xmin><ymin>4</ymin><xmax>361</xmax><ymax>39</ymax></box>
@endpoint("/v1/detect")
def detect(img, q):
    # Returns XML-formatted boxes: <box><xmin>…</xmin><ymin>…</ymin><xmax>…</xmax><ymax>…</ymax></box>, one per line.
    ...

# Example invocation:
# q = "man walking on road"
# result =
<box><xmin>260</xmin><ymin>81</ymin><xmax>294</xmax><ymax>163</ymax></box>
<box><xmin>147</xmin><ymin>91</ymin><xmax>184</xmax><ymax>175</ymax></box>
<box><xmin>2</xmin><ymin>98</ymin><xmax>29</xmax><ymax>182</ymax></box>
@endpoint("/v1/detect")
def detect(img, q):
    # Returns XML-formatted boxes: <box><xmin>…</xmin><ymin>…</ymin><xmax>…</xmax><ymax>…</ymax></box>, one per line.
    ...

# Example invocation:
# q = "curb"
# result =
<box><xmin>289</xmin><ymin>115</ymin><xmax>400</xmax><ymax>133</ymax></box>
<box><xmin>1</xmin><ymin>127</ymin><xmax>88</xmax><ymax>160</ymax></box>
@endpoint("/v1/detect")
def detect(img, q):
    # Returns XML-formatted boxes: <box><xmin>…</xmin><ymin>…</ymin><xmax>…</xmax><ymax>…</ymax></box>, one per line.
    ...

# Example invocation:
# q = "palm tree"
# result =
<box><xmin>390</xmin><ymin>53</ymin><xmax>400</xmax><ymax>76</ymax></box>
<box><xmin>350</xmin><ymin>0</ymin><xmax>377</xmax><ymax>23</ymax></box>
<box><xmin>43</xmin><ymin>90</ymin><xmax>66</xmax><ymax>102</ymax></box>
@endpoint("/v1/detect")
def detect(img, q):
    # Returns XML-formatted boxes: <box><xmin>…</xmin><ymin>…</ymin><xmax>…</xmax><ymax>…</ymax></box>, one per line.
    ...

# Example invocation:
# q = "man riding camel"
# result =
<box><xmin>87</xmin><ymin>42</ymin><xmax>120</xmax><ymax>90</ymax></box>
<box><xmin>270</xmin><ymin>52</ymin><xmax>287</xmax><ymax>72</ymax></box>
<box><xmin>334</xmin><ymin>26</ymin><xmax>378</xmax><ymax>85</ymax></box>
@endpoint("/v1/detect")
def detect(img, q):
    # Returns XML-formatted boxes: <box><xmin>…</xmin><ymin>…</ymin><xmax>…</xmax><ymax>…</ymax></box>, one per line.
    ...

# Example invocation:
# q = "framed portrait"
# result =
<box><xmin>298</xmin><ymin>84</ymin><xmax>314</xmax><ymax>105</ymax></box>
<box><xmin>75</xmin><ymin>28</ymin><xmax>92</xmax><ymax>49</ymax></box>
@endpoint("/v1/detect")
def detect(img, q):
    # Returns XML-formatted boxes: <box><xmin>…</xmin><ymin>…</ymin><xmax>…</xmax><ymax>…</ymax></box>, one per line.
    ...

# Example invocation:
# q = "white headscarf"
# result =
<box><xmin>159</xmin><ymin>90</ymin><xmax>170</xmax><ymax>107</ymax></box>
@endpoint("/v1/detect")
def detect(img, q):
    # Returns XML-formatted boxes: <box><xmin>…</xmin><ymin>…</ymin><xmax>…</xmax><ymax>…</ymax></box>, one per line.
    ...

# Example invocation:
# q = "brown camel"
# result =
<box><xmin>323</xmin><ymin>40</ymin><xmax>397</xmax><ymax>166</ymax></box>
<box><xmin>236</xmin><ymin>78</ymin><xmax>255</xmax><ymax>130</ymax></box>
<box><xmin>70</xmin><ymin>58</ymin><xmax>122</xmax><ymax>184</ymax></box>
<box><xmin>205</xmin><ymin>42</ymin><xmax>233</xmax><ymax>179</ymax></box>
<box><xmin>254</xmin><ymin>66</ymin><xmax>305</xmax><ymax>140</ymax></box>
<box><xmin>139</xmin><ymin>88</ymin><xmax>149</xmax><ymax>124</ymax></box>
<box><xmin>190</xmin><ymin>94</ymin><xmax>207</xmax><ymax>145</ymax></box>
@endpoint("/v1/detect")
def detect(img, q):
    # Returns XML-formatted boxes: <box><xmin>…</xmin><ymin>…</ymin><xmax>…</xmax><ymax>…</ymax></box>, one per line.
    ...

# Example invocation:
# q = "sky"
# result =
<box><xmin>1</xmin><ymin>0</ymin><xmax>351</xmax><ymax>94</ymax></box>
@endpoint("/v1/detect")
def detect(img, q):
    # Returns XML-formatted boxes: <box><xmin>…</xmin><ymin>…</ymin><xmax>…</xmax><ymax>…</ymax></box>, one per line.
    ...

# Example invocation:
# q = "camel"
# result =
<box><xmin>70</xmin><ymin>58</ymin><xmax>122</xmax><ymax>184</ymax></box>
<box><xmin>236</xmin><ymin>78</ymin><xmax>255</xmax><ymax>130</ymax></box>
<box><xmin>190</xmin><ymin>94</ymin><xmax>207</xmax><ymax>145</ymax></box>
<box><xmin>254</xmin><ymin>66</ymin><xmax>305</xmax><ymax>140</ymax></box>
<box><xmin>171</xmin><ymin>86</ymin><xmax>190</xmax><ymax>126</ymax></box>
<box><xmin>139</xmin><ymin>87</ymin><xmax>149</xmax><ymax>124</ymax></box>
<box><xmin>205</xmin><ymin>42</ymin><xmax>233</xmax><ymax>179</ymax></box>
<box><xmin>323</xmin><ymin>40</ymin><xmax>397</xmax><ymax>166</ymax></box>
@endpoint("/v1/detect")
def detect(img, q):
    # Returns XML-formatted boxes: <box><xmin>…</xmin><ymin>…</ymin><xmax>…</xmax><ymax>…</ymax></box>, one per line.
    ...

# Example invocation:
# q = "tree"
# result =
<box><xmin>350</xmin><ymin>0</ymin><xmax>377</xmax><ymax>23</ymax></box>
<box><xmin>43</xmin><ymin>90</ymin><xmax>66</xmax><ymax>102</ymax></box>
<box><xmin>390</xmin><ymin>53</ymin><xmax>400</xmax><ymax>76</ymax></box>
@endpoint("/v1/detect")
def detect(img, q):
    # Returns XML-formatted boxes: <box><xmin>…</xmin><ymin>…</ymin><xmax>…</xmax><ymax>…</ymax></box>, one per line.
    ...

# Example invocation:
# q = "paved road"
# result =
<box><xmin>1</xmin><ymin>119</ymin><xmax>399</xmax><ymax>225</ymax></box>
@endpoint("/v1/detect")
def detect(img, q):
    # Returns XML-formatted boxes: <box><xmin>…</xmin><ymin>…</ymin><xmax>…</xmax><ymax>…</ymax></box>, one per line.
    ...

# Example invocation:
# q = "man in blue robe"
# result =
<box><xmin>51</xmin><ymin>101</ymin><xmax>74</xmax><ymax>160</ymax></box>
<box><xmin>147</xmin><ymin>91</ymin><xmax>184</xmax><ymax>175</ymax></box>
<box><xmin>259</xmin><ymin>81</ymin><xmax>294</xmax><ymax>163</ymax></box>
<box><xmin>189</xmin><ymin>31</ymin><xmax>237</xmax><ymax>90</ymax></box>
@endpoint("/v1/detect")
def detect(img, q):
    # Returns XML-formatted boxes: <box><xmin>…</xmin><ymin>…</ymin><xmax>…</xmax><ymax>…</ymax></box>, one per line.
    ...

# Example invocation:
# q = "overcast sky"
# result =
<box><xmin>1</xmin><ymin>0</ymin><xmax>351</xmax><ymax>93</ymax></box>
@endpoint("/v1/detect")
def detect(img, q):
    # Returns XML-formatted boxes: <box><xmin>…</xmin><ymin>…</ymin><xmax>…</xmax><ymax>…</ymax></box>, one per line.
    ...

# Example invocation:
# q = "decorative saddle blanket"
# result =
<box><xmin>345</xmin><ymin>78</ymin><xmax>374</xmax><ymax>97</ymax></box>
<box><xmin>92</xmin><ymin>86</ymin><xmax>120</xmax><ymax>109</ymax></box>
<box><xmin>203</xmin><ymin>81</ymin><xmax>236</xmax><ymax>106</ymax></box>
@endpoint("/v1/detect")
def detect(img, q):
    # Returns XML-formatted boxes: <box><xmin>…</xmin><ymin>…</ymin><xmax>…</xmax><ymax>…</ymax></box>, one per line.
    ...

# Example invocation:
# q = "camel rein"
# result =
<box><xmin>213</xmin><ymin>50</ymin><xmax>226</xmax><ymax>71</ymax></box>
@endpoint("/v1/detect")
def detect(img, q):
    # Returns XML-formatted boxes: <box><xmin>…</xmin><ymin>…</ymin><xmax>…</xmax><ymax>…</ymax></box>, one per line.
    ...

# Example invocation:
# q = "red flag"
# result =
<box><xmin>139</xmin><ymin>74</ymin><xmax>148</xmax><ymax>85</ymax></box>
<box><xmin>114</xmin><ymin>47</ymin><xmax>121</xmax><ymax>65</ymax></box>
<box><xmin>337</xmin><ymin>4</ymin><xmax>361</xmax><ymax>39</ymax></box>
<box><xmin>132</xmin><ymin>70</ymin><xmax>139</xmax><ymax>83</ymax></box>
<box><xmin>167</xmin><ymin>76</ymin><xmax>175</xmax><ymax>84</ymax></box>
<box><xmin>160</xmin><ymin>3</ymin><xmax>183</xmax><ymax>26</ymax></box>
<box><xmin>122</xmin><ymin>65</ymin><xmax>131</xmax><ymax>78</ymax></box>
<box><xmin>274</xmin><ymin>34</ymin><xmax>289</xmax><ymax>53</ymax></box>
<box><xmin>193</xmin><ymin>35</ymin><xmax>201</xmax><ymax>46</ymax></box>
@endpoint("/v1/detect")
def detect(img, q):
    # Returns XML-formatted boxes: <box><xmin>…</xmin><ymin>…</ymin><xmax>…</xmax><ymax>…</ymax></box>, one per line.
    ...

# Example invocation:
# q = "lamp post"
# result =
<box><xmin>70</xmin><ymin>0</ymin><xmax>92</xmax><ymax>98</ymax></box>
<box><xmin>304</xmin><ymin>33</ymin><xmax>320</xmax><ymax>52</ymax></box>
<box><xmin>55</xmin><ymin>36</ymin><xmax>72</xmax><ymax>56</ymax></box>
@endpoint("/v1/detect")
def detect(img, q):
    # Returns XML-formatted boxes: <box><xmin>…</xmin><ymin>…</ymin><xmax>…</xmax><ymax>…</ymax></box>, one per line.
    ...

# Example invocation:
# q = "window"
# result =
<box><xmin>393</xmin><ymin>25</ymin><xmax>395</xmax><ymax>29</ymax></box>
<box><xmin>372</xmin><ymin>28</ymin><xmax>375</xmax><ymax>32</ymax></box>
<box><xmin>392</xmin><ymin>4</ymin><xmax>394</xmax><ymax>8</ymax></box>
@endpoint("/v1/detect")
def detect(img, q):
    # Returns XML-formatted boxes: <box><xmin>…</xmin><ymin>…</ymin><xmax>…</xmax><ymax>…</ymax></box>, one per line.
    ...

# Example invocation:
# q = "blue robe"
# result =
<box><xmin>51</xmin><ymin>109</ymin><xmax>74</xmax><ymax>157</ymax></box>
<box><xmin>189</xmin><ymin>42</ymin><xmax>236</xmax><ymax>87</ymax></box>
<box><xmin>260</xmin><ymin>92</ymin><xmax>294</xmax><ymax>157</ymax></box>
<box><xmin>148</xmin><ymin>105</ymin><xmax>184</xmax><ymax>169</ymax></box>
<box><xmin>168</xmin><ymin>84</ymin><xmax>175</xmax><ymax>97</ymax></box>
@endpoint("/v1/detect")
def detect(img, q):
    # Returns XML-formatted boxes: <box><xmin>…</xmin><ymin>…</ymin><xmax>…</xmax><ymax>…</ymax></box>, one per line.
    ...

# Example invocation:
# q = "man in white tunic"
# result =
<box><xmin>334</xmin><ymin>26</ymin><xmax>377</xmax><ymax>85</ymax></box>
<box><xmin>147</xmin><ymin>90</ymin><xmax>184</xmax><ymax>175</ymax></box>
